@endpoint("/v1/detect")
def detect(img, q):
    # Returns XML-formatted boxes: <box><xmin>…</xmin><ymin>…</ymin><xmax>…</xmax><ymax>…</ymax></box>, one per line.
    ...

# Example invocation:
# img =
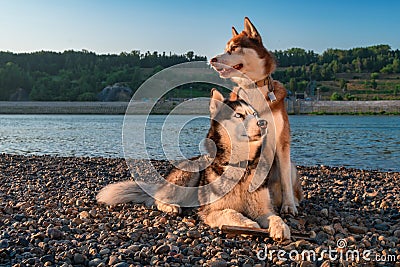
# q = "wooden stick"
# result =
<box><xmin>221</xmin><ymin>225</ymin><xmax>311</xmax><ymax>240</ymax></box>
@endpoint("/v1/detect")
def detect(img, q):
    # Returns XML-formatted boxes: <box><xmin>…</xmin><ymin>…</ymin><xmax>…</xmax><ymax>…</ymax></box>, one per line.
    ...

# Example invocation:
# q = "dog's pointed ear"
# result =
<box><xmin>210</xmin><ymin>88</ymin><xmax>224</xmax><ymax>118</ymax></box>
<box><xmin>244</xmin><ymin>17</ymin><xmax>262</xmax><ymax>42</ymax></box>
<box><xmin>229</xmin><ymin>91</ymin><xmax>238</xmax><ymax>101</ymax></box>
<box><xmin>232</xmin><ymin>26</ymin><xmax>239</xmax><ymax>37</ymax></box>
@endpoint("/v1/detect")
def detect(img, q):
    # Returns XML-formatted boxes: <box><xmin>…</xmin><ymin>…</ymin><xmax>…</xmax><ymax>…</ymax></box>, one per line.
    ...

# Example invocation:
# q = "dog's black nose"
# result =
<box><xmin>257</xmin><ymin>119</ymin><xmax>268</xmax><ymax>129</ymax></box>
<box><xmin>210</xmin><ymin>57</ymin><xmax>218</xmax><ymax>63</ymax></box>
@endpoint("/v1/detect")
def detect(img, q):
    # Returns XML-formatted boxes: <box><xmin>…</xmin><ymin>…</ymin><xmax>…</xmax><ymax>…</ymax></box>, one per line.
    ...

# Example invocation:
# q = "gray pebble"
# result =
<box><xmin>89</xmin><ymin>258</ymin><xmax>103</xmax><ymax>267</ymax></box>
<box><xmin>209</xmin><ymin>259</ymin><xmax>227</xmax><ymax>267</ymax></box>
<box><xmin>155</xmin><ymin>244</ymin><xmax>170</xmax><ymax>254</ymax></box>
<box><xmin>46</xmin><ymin>228</ymin><xmax>63</xmax><ymax>239</ymax></box>
<box><xmin>13</xmin><ymin>214</ymin><xmax>26</xmax><ymax>221</ymax></box>
<box><xmin>113</xmin><ymin>262</ymin><xmax>129</xmax><ymax>267</ymax></box>
<box><xmin>187</xmin><ymin>230</ymin><xmax>201</xmax><ymax>239</ymax></box>
<box><xmin>99</xmin><ymin>248</ymin><xmax>110</xmax><ymax>255</ymax></box>
<box><xmin>40</xmin><ymin>254</ymin><xmax>54</xmax><ymax>263</ymax></box>
<box><xmin>394</xmin><ymin>230</ymin><xmax>400</xmax><ymax>238</ymax></box>
<box><xmin>374</xmin><ymin>223</ymin><xmax>390</xmax><ymax>231</ymax></box>
<box><xmin>348</xmin><ymin>225</ymin><xmax>367</xmax><ymax>234</ymax></box>
<box><xmin>73</xmin><ymin>253</ymin><xmax>86</xmax><ymax>264</ymax></box>
<box><xmin>320</xmin><ymin>208</ymin><xmax>328</xmax><ymax>217</ymax></box>
<box><xmin>0</xmin><ymin>239</ymin><xmax>9</xmax><ymax>249</ymax></box>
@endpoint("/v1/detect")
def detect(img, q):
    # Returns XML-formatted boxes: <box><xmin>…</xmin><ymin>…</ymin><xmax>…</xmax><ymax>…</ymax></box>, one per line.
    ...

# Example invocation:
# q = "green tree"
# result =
<box><xmin>394</xmin><ymin>85</ymin><xmax>400</xmax><ymax>96</ymax></box>
<box><xmin>186</xmin><ymin>51</ymin><xmax>194</xmax><ymax>61</ymax></box>
<box><xmin>310</xmin><ymin>63</ymin><xmax>321</xmax><ymax>80</ymax></box>
<box><xmin>344</xmin><ymin>93</ymin><xmax>356</xmax><ymax>101</ymax></box>
<box><xmin>330</xmin><ymin>92</ymin><xmax>343</xmax><ymax>101</ymax></box>
<box><xmin>370</xmin><ymin>72</ymin><xmax>380</xmax><ymax>79</ymax></box>
<box><xmin>289</xmin><ymin>78</ymin><xmax>296</xmax><ymax>92</ymax></box>
<box><xmin>331</xmin><ymin>60</ymin><xmax>340</xmax><ymax>73</ymax></box>
<box><xmin>77</xmin><ymin>92</ymin><xmax>97</xmax><ymax>101</ymax></box>
<box><xmin>339</xmin><ymin>79</ymin><xmax>347</xmax><ymax>92</ymax></box>
<box><xmin>0</xmin><ymin>62</ymin><xmax>32</xmax><ymax>100</ymax></box>
<box><xmin>393</xmin><ymin>58</ymin><xmax>400</xmax><ymax>73</ymax></box>
<box><xmin>371</xmin><ymin>79</ymin><xmax>378</xmax><ymax>89</ymax></box>
<box><xmin>380</xmin><ymin>64</ymin><xmax>394</xmax><ymax>74</ymax></box>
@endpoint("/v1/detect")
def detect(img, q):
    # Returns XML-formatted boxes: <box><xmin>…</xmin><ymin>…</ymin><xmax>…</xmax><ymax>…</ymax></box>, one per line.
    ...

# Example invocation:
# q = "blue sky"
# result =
<box><xmin>1</xmin><ymin>0</ymin><xmax>399</xmax><ymax>59</ymax></box>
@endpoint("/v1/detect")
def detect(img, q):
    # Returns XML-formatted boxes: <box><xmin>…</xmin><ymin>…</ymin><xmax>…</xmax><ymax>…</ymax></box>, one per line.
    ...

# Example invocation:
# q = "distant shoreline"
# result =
<box><xmin>0</xmin><ymin>100</ymin><xmax>399</xmax><ymax>115</ymax></box>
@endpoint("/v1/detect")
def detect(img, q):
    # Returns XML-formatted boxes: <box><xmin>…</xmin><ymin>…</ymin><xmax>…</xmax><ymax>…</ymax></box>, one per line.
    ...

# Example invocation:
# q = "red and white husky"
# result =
<box><xmin>210</xmin><ymin>17</ymin><xmax>302</xmax><ymax>215</ymax></box>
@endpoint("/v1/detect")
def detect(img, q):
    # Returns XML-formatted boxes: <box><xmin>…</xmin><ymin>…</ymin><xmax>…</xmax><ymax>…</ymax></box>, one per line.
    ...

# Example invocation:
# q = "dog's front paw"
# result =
<box><xmin>280</xmin><ymin>202</ymin><xmax>298</xmax><ymax>216</ymax></box>
<box><xmin>268</xmin><ymin>215</ymin><xmax>291</xmax><ymax>241</ymax></box>
<box><xmin>156</xmin><ymin>202</ymin><xmax>182</xmax><ymax>214</ymax></box>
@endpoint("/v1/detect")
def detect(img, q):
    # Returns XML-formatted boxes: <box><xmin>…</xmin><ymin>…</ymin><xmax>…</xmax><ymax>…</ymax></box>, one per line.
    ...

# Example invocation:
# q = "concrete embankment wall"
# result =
<box><xmin>0</xmin><ymin>102</ymin><xmax>129</xmax><ymax>114</ymax></box>
<box><xmin>0</xmin><ymin>100</ymin><xmax>399</xmax><ymax>115</ymax></box>
<box><xmin>286</xmin><ymin>100</ymin><xmax>400</xmax><ymax>114</ymax></box>
<box><xmin>0</xmin><ymin>101</ymin><xmax>210</xmax><ymax>115</ymax></box>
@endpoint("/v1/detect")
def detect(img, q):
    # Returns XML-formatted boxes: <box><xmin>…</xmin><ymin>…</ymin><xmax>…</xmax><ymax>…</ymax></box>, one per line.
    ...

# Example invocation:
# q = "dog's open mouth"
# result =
<box><xmin>232</xmin><ymin>63</ymin><xmax>243</xmax><ymax>71</ymax></box>
<box><xmin>213</xmin><ymin>63</ymin><xmax>243</xmax><ymax>76</ymax></box>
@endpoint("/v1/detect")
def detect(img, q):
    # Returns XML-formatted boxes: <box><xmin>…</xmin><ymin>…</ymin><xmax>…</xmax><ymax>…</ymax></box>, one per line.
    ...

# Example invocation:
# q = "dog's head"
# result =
<box><xmin>210</xmin><ymin>17</ymin><xmax>276</xmax><ymax>83</ymax></box>
<box><xmin>206</xmin><ymin>89</ymin><xmax>265</xmax><ymax>163</ymax></box>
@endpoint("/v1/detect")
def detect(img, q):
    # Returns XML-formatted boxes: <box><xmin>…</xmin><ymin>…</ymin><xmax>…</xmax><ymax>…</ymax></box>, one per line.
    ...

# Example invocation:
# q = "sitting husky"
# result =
<box><xmin>97</xmin><ymin>89</ymin><xmax>302</xmax><ymax>240</ymax></box>
<box><xmin>210</xmin><ymin>17</ymin><xmax>300</xmax><ymax>215</ymax></box>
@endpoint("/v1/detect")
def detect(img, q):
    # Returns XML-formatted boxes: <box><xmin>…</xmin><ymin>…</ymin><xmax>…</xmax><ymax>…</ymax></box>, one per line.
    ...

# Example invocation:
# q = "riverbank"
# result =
<box><xmin>1</xmin><ymin>100</ymin><xmax>400</xmax><ymax>115</ymax></box>
<box><xmin>0</xmin><ymin>154</ymin><xmax>398</xmax><ymax>266</ymax></box>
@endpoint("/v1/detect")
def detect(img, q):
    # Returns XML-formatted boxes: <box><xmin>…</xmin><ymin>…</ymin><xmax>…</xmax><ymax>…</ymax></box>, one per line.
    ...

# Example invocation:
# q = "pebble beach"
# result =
<box><xmin>0</xmin><ymin>154</ymin><xmax>399</xmax><ymax>267</ymax></box>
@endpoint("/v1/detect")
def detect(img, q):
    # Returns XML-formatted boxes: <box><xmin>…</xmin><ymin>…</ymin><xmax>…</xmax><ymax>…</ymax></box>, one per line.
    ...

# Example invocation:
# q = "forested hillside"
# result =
<box><xmin>0</xmin><ymin>50</ymin><xmax>206</xmax><ymax>101</ymax></box>
<box><xmin>273</xmin><ymin>45</ymin><xmax>400</xmax><ymax>100</ymax></box>
<box><xmin>0</xmin><ymin>45</ymin><xmax>399</xmax><ymax>101</ymax></box>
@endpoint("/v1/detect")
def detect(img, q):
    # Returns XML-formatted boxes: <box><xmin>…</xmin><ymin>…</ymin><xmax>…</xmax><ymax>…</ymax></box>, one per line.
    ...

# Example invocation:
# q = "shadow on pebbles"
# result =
<box><xmin>0</xmin><ymin>154</ymin><xmax>399</xmax><ymax>267</ymax></box>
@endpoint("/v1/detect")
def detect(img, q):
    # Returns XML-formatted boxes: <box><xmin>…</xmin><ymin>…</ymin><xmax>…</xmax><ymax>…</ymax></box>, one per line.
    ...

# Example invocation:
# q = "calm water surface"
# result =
<box><xmin>0</xmin><ymin>115</ymin><xmax>399</xmax><ymax>171</ymax></box>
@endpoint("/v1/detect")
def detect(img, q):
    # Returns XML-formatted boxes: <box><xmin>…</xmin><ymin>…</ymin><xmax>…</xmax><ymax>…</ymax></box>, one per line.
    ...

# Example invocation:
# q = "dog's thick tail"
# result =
<box><xmin>96</xmin><ymin>181</ymin><xmax>159</xmax><ymax>206</ymax></box>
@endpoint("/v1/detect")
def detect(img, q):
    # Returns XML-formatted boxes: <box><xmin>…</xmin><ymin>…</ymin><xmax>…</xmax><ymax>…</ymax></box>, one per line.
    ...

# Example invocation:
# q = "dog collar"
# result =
<box><xmin>255</xmin><ymin>75</ymin><xmax>276</xmax><ymax>102</ymax></box>
<box><xmin>238</xmin><ymin>75</ymin><xmax>276</xmax><ymax>102</ymax></box>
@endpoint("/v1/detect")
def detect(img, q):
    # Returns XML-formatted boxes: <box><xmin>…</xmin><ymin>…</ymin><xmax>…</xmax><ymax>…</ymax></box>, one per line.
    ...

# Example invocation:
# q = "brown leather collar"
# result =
<box><xmin>255</xmin><ymin>75</ymin><xmax>274</xmax><ymax>92</ymax></box>
<box><xmin>230</xmin><ymin>75</ymin><xmax>276</xmax><ymax>102</ymax></box>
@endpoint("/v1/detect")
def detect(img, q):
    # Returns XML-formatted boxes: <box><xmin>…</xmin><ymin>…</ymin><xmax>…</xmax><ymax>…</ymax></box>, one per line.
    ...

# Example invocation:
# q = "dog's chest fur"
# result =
<box><xmin>198</xmin><ymin>164</ymin><xmax>265</xmax><ymax>214</ymax></box>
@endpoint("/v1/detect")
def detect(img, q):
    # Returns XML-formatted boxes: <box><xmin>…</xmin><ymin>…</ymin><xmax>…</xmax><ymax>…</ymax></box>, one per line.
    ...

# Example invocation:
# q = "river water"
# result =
<box><xmin>0</xmin><ymin>115</ymin><xmax>399</xmax><ymax>171</ymax></box>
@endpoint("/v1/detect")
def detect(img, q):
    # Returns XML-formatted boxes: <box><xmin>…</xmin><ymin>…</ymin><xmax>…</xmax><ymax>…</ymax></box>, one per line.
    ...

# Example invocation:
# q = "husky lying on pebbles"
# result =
<box><xmin>97</xmin><ymin>90</ymin><xmax>302</xmax><ymax>241</ymax></box>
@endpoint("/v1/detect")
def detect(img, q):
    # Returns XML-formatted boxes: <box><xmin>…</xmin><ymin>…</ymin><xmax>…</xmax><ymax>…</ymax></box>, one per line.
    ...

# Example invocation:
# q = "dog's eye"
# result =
<box><xmin>231</xmin><ymin>46</ymin><xmax>238</xmax><ymax>52</ymax></box>
<box><xmin>234</xmin><ymin>113</ymin><xmax>245</xmax><ymax>119</ymax></box>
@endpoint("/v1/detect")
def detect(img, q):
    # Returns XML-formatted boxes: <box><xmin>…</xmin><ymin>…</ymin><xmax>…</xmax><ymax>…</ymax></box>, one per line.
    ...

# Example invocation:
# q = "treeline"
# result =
<box><xmin>273</xmin><ymin>45</ymin><xmax>400</xmax><ymax>87</ymax></box>
<box><xmin>0</xmin><ymin>45</ymin><xmax>399</xmax><ymax>101</ymax></box>
<box><xmin>0</xmin><ymin>50</ymin><xmax>206</xmax><ymax>101</ymax></box>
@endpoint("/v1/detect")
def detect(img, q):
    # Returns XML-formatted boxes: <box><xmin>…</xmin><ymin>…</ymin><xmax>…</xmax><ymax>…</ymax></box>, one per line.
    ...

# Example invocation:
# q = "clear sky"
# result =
<box><xmin>1</xmin><ymin>0</ymin><xmax>399</xmax><ymax>59</ymax></box>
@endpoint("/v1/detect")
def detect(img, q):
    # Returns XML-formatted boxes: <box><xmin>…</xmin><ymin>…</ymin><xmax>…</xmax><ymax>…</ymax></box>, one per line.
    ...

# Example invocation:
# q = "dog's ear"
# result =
<box><xmin>229</xmin><ymin>91</ymin><xmax>238</xmax><ymax>101</ymax></box>
<box><xmin>232</xmin><ymin>26</ymin><xmax>239</xmax><ymax>37</ymax></box>
<box><xmin>210</xmin><ymin>88</ymin><xmax>224</xmax><ymax>118</ymax></box>
<box><xmin>244</xmin><ymin>17</ymin><xmax>262</xmax><ymax>43</ymax></box>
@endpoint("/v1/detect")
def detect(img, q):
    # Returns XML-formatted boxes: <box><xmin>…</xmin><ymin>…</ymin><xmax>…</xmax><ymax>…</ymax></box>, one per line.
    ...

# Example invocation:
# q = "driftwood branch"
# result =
<box><xmin>221</xmin><ymin>225</ymin><xmax>311</xmax><ymax>240</ymax></box>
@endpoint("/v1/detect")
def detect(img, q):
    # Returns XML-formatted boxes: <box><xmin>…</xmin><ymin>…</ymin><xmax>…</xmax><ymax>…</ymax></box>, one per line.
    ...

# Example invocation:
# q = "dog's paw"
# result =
<box><xmin>268</xmin><ymin>215</ymin><xmax>291</xmax><ymax>241</ymax></box>
<box><xmin>156</xmin><ymin>202</ymin><xmax>181</xmax><ymax>214</ymax></box>
<box><xmin>280</xmin><ymin>202</ymin><xmax>298</xmax><ymax>216</ymax></box>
